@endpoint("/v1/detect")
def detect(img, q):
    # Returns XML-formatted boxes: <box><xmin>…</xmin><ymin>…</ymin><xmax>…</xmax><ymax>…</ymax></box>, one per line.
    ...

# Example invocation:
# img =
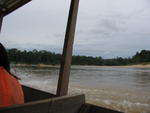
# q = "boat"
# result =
<box><xmin>0</xmin><ymin>0</ymin><xmax>123</xmax><ymax>113</ymax></box>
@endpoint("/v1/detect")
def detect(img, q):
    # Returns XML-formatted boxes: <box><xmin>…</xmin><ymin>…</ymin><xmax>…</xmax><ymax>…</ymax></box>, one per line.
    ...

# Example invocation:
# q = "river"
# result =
<box><xmin>12</xmin><ymin>65</ymin><xmax>150</xmax><ymax>113</ymax></box>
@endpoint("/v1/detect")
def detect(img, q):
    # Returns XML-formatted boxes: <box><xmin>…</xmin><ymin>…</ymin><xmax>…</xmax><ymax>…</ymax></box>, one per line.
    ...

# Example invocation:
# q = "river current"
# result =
<box><xmin>12</xmin><ymin>65</ymin><xmax>150</xmax><ymax>113</ymax></box>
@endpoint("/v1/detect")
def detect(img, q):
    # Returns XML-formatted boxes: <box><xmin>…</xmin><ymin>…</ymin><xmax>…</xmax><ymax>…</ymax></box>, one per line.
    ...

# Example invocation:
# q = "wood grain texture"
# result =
<box><xmin>57</xmin><ymin>0</ymin><xmax>80</xmax><ymax>96</ymax></box>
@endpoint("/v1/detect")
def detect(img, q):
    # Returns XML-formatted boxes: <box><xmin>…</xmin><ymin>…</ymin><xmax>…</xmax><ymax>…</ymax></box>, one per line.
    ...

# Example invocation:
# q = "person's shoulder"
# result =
<box><xmin>0</xmin><ymin>66</ymin><xmax>12</xmax><ymax>78</ymax></box>
<box><xmin>0</xmin><ymin>66</ymin><xmax>7</xmax><ymax>73</ymax></box>
<box><xmin>0</xmin><ymin>66</ymin><xmax>6</xmax><ymax>74</ymax></box>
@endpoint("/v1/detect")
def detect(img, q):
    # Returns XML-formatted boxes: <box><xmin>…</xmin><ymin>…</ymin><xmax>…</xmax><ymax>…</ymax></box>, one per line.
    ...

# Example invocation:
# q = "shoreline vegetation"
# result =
<box><xmin>11</xmin><ymin>63</ymin><xmax>150</xmax><ymax>68</ymax></box>
<box><xmin>8</xmin><ymin>48</ymin><xmax>150</xmax><ymax>67</ymax></box>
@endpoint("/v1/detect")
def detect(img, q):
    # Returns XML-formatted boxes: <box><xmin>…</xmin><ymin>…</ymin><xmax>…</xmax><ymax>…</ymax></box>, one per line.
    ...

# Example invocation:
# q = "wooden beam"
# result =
<box><xmin>0</xmin><ymin>14</ymin><xmax>3</xmax><ymax>32</ymax></box>
<box><xmin>3</xmin><ymin>0</ymin><xmax>31</xmax><ymax>16</ymax></box>
<box><xmin>0</xmin><ymin>0</ymin><xmax>31</xmax><ymax>17</ymax></box>
<box><xmin>57</xmin><ymin>0</ymin><xmax>80</xmax><ymax>96</ymax></box>
<box><xmin>0</xmin><ymin>0</ymin><xmax>31</xmax><ymax>31</ymax></box>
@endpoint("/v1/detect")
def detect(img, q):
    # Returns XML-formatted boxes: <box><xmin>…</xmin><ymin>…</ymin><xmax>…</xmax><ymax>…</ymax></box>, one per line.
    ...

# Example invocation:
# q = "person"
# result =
<box><xmin>0</xmin><ymin>43</ymin><xmax>24</xmax><ymax>107</ymax></box>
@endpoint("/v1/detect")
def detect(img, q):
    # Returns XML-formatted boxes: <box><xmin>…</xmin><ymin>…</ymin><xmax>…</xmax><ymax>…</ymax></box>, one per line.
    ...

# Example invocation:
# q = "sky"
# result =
<box><xmin>0</xmin><ymin>0</ymin><xmax>150</xmax><ymax>58</ymax></box>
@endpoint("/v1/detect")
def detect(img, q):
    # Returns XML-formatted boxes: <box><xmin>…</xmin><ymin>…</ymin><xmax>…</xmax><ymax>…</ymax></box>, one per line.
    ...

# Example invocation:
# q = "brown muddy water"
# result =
<box><xmin>12</xmin><ymin>65</ymin><xmax>150</xmax><ymax>113</ymax></box>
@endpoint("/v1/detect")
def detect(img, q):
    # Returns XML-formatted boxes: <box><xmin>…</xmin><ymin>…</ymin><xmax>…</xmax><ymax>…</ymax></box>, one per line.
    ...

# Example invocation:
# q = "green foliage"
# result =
<box><xmin>72</xmin><ymin>56</ymin><xmax>103</xmax><ymax>65</ymax></box>
<box><xmin>7</xmin><ymin>49</ymin><xmax>61</xmax><ymax>65</ymax></box>
<box><xmin>7</xmin><ymin>49</ymin><xmax>150</xmax><ymax>66</ymax></box>
<box><xmin>132</xmin><ymin>50</ymin><xmax>150</xmax><ymax>63</ymax></box>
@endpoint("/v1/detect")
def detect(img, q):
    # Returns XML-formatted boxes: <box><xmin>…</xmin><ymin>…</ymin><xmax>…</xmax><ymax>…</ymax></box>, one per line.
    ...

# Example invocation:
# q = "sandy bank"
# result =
<box><xmin>116</xmin><ymin>64</ymin><xmax>150</xmax><ymax>68</ymax></box>
<box><xmin>11</xmin><ymin>63</ymin><xmax>150</xmax><ymax>68</ymax></box>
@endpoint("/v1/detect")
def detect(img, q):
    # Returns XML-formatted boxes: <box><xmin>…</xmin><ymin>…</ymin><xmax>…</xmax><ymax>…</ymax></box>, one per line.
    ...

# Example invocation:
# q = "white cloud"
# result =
<box><xmin>0</xmin><ymin>0</ymin><xmax>150</xmax><ymax>58</ymax></box>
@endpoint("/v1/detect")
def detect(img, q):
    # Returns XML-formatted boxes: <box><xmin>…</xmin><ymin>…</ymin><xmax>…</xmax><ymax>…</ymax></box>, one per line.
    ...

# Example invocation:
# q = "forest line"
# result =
<box><xmin>7</xmin><ymin>49</ymin><xmax>150</xmax><ymax>66</ymax></box>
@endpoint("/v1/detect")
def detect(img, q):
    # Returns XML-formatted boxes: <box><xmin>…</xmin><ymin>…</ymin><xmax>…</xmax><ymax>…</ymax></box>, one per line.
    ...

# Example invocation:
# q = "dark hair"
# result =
<box><xmin>0</xmin><ymin>43</ymin><xmax>10</xmax><ymax>72</ymax></box>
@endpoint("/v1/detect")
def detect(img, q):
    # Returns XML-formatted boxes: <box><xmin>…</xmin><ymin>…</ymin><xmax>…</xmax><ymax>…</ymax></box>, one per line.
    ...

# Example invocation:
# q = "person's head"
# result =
<box><xmin>0</xmin><ymin>43</ymin><xmax>10</xmax><ymax>72</ymax></box>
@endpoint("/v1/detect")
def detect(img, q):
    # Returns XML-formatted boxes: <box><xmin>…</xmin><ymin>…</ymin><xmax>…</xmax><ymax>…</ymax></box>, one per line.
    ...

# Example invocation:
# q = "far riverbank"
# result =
<box><xmin>11</xmin><ymin>63</ymin><xmax>150</xmax><ymax>68</ymax></box>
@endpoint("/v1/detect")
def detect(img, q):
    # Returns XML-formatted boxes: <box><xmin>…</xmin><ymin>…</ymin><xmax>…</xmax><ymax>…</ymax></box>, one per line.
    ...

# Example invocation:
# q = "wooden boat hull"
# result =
<box><xmin>0</xmin><ymin>85</ymin><xmax>123</xmax><ymax>113</ymax></box>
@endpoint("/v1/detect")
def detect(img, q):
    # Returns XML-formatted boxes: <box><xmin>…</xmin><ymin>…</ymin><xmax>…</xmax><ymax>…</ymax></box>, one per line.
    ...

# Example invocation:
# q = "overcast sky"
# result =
<box><xmin>0</xmin><ymin>0</ymin><xmax>150</xmax><ymax>58</ymax></box>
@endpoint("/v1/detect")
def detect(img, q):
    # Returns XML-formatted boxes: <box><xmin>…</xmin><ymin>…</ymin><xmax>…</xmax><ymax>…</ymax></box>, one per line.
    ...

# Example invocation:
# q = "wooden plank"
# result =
<box><xmin>57</xmin><ymin>0</ymin><xmax>80</xmax><ymax>96</ymax></box>
<box><xmin>81</xmin><ymin>104</ymin><xmax>123</xmax><ymax>113</ymax></box>
<box><xmin>0</xmin><ymin>99</ymin><xmax>52</xmax><ymax>113</ymax></box>
<box><xmin>0</xmin><ymin>14</ymin><xmax>3</xmax><ymax>32</ymax></box>
<box><xmin>49</xmin><ymin>94</ymin><xmax>85</xmax><ymax>113</ymax></box>
<box><xmin>4</xmin><ymin>0</ymin><xmax>31</xmax><ymax>16</ymax></box>
<box><xmin>22</xmin><ymin>85</ymin><xmax>56</xmax><ymax>103</ymax></box>
<box><xmin>0</xmin><ymin>0</ymin><xmax>31</xmax><ymax>17</ymax></box>
<box><xmin>78</xmin><ymin>104</ymin><xmax>91</xmax><ymax>113</ymax></box>
<box><xmin>0</xmin><ymin>94</ymin><xmax>85</xmax><ymax>113</ymax></box>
